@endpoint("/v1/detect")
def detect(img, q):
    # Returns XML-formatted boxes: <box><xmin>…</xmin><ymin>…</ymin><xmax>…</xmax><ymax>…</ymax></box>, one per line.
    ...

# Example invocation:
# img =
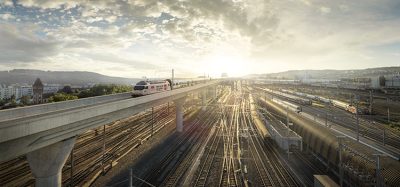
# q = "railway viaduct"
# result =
<box><xmin>0</xmin><ymin>81</ymin><xmax>220</xmax><ymax>187</ymax></box>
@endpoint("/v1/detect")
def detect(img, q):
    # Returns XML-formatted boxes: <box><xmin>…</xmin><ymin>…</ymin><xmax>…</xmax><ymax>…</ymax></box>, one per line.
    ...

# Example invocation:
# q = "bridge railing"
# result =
<box><xmin>0</xmin><ymin>80</ymin><xmax>221</xmax><ymax>122</ymax></box>
<box><xmin>0</xmin><ymin>92</ymin><xmax>133</xmax><ymax>122</ymax></box>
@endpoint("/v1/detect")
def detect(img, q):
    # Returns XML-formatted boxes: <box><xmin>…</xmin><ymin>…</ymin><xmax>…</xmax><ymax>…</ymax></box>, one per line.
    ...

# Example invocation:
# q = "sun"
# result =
<box><xmin>201</xmin><ymin>53</ymin><xmax>250</xmax><ymax>77</ymax></box>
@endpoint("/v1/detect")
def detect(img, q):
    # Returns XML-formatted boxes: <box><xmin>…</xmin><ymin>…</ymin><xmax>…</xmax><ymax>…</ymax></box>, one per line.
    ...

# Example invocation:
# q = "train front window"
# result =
<box><xmin>136</xmin><ymin>81</ymin><xmax>147</xmax><ymax>85</ymax></box>
<box><xmin>134</xmin><ymin>86</ymin><xmax>144</xmax><ymax>90</ymax></box>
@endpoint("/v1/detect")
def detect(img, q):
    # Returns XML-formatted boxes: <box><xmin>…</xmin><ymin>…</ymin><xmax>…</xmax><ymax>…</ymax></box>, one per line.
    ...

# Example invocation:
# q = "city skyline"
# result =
<box><xmin>0</xmin><ymin>0</ymin><xmax>400</xmax><ymax>78</ymax></box>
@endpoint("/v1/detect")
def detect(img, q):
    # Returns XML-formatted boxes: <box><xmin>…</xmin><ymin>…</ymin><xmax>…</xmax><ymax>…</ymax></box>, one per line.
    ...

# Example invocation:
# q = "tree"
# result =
<box><xmin>0</xmin><ymin>99</ymin><xmax>5</xmax><ymax>106</ymax></box>
<box><xmin>60</xmin><ymin>85</ymin><xmax>73</xmax><ymax>94</ymax></box>
<box><xmin>49</xmin><ymin>93</ymin><xmax>78</xmax><ymax>102</ymax></box>
<box><xmin>9</xmin><ymin>95</ymin><xmax>17</xmax><ymax>107</ymax></box>
<box><xmin>77</xmin><ymin>84</ymin><xmax>132</xmax><ymax>98</ymax></box>
<box><xmin>78</xmin><ymin>89</ymin><xmax>93</xmax><ymax>98</ymax></box>
<box><xmin>20</xmin><ymin>95</ymin><xmax>31</xmax><ymax>105</ymax></box>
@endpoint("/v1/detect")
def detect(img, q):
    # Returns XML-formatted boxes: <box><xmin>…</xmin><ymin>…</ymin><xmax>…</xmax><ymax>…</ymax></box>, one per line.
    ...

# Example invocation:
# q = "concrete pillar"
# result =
<box><xmin>201</xmin><ymin>90</ymin><xmax>207</xmax><ymax>111</ymax></box>
<box><xmin>174</xmin><ymin>97</ymin><xmax>186</xmax><ymax>132</ymax></box>
<box><xmin>27</xmin><ymin>138</ymin><xmax>76</xmax><ymax>187</ymax></box>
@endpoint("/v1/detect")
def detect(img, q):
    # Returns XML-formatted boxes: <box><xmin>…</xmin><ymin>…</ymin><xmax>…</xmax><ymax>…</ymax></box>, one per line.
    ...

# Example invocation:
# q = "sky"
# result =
<box><xmin>0</xmin><ymin>0</ymin><xmax>399</xmax><ymax>78</ymax></box>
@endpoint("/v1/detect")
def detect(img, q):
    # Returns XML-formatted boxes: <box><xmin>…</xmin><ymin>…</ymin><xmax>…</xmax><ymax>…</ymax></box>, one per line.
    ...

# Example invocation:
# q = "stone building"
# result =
<box><xmin>32</xmin><ymin>78</ymin><xmax>44</xmax><ymax>104</ymax></box>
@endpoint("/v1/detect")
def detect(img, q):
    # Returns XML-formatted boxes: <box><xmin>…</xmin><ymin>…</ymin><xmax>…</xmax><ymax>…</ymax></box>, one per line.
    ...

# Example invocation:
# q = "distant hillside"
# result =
<box><xmin>0</xmin><ymin>69</ymin><xmax>140</xmax><ymax>85</ymax></box>
<box><xmin>249</xmin><ymin>66</ymin><xmax>400</xmax><ymax>80</ymax></box>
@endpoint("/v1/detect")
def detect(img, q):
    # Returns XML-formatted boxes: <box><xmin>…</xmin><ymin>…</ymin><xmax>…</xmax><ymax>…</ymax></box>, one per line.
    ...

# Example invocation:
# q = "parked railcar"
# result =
<box><xmin>331</xmin><ymin>99</ymin><xmax>358</xmax><ymax>114</ymax></box>
<box><xmin>260</xmin><ymin>87</ymin><xmax>312</xmax><ymax>105</ymax></box>
<box><xmin>261</xmin><ymin>98</ymin><xmax>400</xmax><ymax>187</ymax></box>
<box><xmin>331</xmin><ymin>100</ymin><xmax>348</xmax><ymax>111</ymax></box>
<box><xmin>272</xmin><ymin>98</ymin><xmax>302</xmax><ymax>113</ymax></box>
<box><xmin>317</xmin><ymin>96</ymin><xmax>331</xmax><ymax>104</ymax></box>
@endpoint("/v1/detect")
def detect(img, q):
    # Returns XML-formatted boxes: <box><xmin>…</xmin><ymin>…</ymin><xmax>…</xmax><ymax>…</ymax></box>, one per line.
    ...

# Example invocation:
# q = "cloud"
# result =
<box><xmin>0</xmin><ymin>13</ymin><xmax>14</xmax><ymax>20</ymax></box>
<box><xmin>0</xmin><ymin>0</ymin><xmax>13</xmax><ymax>6</ymax></box>
<box><xmin>0</xmin><ymin>0</ymin><xmax>399</xmax><ymax>77</ymax></box>
<box><xmin>17</xmin><ymin>0</ymin><xmax>81</xmax><ymax>9</ymax></box>
<box><xmin>0</xmin><ymin>24</ymin><xmax>62</xmax><ymax>63</ymax></box>
<box><xmin>319</xmin><ymin>6</ymin><xmax>331</xmax><ymax>14</ymax></box>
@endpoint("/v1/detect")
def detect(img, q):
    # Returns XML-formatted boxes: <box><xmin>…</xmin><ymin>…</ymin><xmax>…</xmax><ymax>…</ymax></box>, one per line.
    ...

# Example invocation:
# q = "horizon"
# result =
<box><xmin>2</xmin><ymin>65</ymin><xmax>400</xmax><ymax>80</ymax></box>
<box><xmin>1</xmin><ymin>1</ymin><xmax>400</xmax><ymax>78</ymax></box>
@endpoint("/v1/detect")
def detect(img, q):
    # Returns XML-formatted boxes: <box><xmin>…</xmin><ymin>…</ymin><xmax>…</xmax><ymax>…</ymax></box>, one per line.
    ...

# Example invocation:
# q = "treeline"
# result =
<box><xmin>77</xmin><ymin>84</ymin><xmax>132</xmax><ymax>98</ymax></box>
<box><xmin>0</xmin><ymin>84</ymin><xmax>132</xmax><ymax>109</ymax></box>
<box><xmin>0</xmin><ymin>95</ymin><xmax>31</xmax><ymax>109</ymax></box>
<box><xmin>49</xmin><ymin>84</ymin><xmax>132</xmax><ymax>102</ymax></box>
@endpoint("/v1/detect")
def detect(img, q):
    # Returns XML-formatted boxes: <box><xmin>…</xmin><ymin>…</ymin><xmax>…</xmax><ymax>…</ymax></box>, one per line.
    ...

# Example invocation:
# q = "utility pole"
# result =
<box><xmin>151</xmin><ymin>107</ymin><xmax>154</xmax><ymax>137</ymax></box>
<box><xmin>387</xmin><ymin>97</ymin><xmax>390</xmax><ymax>123</ymax></box>
<box><xmin>373</xmin><ymin>154</ymin><xmax>386</xmax><ymax>187</ymax></box>
<box><xmin>171</xmin><ymin>69</ymin><xmax>174</xmax><ymax>90</ymax></box>
<box><xmin>355</xmin><ymin>95</ymin><xmax>360</xmax><ymax>142</ymax></box>
<box><xmin>369</xmin><ymin>90</ymin><xmax>373</xmax><ymax>114</ymax></box>
<box><xmin>325</xmin><ymin>112</ymin><xmax>328</xmax><ymax>127</ymax></box>
<box><xmin>167</xmin><ymin>102</ymin><xmax>169</xmax><ymax>114</ymax></box>
<box><xmin>102</xmin><ymin>125</ymin><xmax>106</xmax><ymax>175</ymax></box>
<box><xmin>337</xmin><ymin>136</ymin><xmax>346</xmax><ymax>187</ymax></box>
<box><xmin>286</xmin><ymin>107</ymin><xmax>289</xmax><ymax>127</ymax></box>
<box><xmin>383</xmin><ymin>129</ymin><xmax>386</xmax><ymax>146</ymax></box>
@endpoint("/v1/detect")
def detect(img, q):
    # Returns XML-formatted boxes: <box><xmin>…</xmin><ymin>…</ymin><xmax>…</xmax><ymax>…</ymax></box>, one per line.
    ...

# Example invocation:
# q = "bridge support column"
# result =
<box><xmin>174</xmin><ymin>97</ymin><xmax>186</xmax><ymax>132</ymax></box>
<box><xmin>201</xmin><ymin>90</ymin><xmax>207</xmax><ymax>111</ymax></box>
<box><xmin>27</xmin><ymin>137</ymin><xmax>76</xmax><ymax>187</ymax></box>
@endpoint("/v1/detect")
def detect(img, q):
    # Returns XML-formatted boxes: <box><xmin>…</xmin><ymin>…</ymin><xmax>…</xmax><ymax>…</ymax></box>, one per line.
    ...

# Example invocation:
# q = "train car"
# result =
<box><xmin>281</xmin><ymin>89</ymin><xmax>332</xmax><ymax>105</ymax></box>
<box><xmin>331</xmin><ymin>99</ymin><xmax>359</xmax><ymax>114</ymax></box>
<box><xmin>272</xmin><ymin>98</ymin><xmax>302</xmax><ymax>113</ymax></box>
<box><xmin>132</xmin><ymin>79</ymin><xmax>171</xmax><ymax>96</ymax></box>
<box><xmin>347</xmin><ymin>105</ymin><xmax>357</xmax><ymax>114</ymax></box>
<box><xmin>284</xmin><ymin>93</ymin><xmax>312</xmax><ymax>105</ymax></box>
<box><xmin>260</xmin><ymin>87</ymin><xmax>312</xmax><ymax>105</ymax></box>
<box><xmin>280</xmin><ymin>89</ymin><xmax>295</xmax><ymax>95</ymax></box>
<box><xmin>331</xmin><ymin>100</ymin><xmax>348</xmax><ymax>111</ymax></box>
<box><xmin>317</xmin><ymin>96</ymin><xmax>331</xmax><ymax>104</ymax></box>
<box><xmin>261</xmin><ymin>98</ymin><xmax>400</xmax><ymax>187</ymax></box>
<box><xmin>304</xmin><ymin>94</ymin><xmax>318</xmax><ymax>100</ymax></box>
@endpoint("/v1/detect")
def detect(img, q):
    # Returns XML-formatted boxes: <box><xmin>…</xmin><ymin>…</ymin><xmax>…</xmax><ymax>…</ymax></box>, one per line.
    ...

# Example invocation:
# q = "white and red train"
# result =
<box><xmin>132</xmin><ymin>80</ymin><xmax>172</xmax><ymax>96</ymax></box>
<box><xmin>132</xmin><ymin>78</ymin><xmax>208</xmax><ymax>96</ymax></box>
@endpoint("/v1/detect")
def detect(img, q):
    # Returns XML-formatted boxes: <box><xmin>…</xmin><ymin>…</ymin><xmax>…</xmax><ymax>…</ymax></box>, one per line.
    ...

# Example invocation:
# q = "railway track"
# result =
<box><xmin>192</xmin><ymin>86</ymin><xmax>301</xmax><ymax>187</ymax></box>
<box><xmin>0</xmin><ymin>103</ymin><xmax>180</xmax><ymax>186</ymax></box>
<box><xmin>193</xmin><ymin>120</ymin><xmax>223</xmax><ymax>187</ymax></box>
<box><xmin>242</xmin><ymin>93</ymin><xmax>300</xmax><ymax>187</ymax></box>
<box><xmin>258</xmin><ymin>85</ymin><xmax>400</xmax><ymax>152</ymax></box>
<box><xmin>302</xmin><ymin>104</ymin><xmax>400</xmax><ymax>152</ymax></box>
<box><xmin>140</xmin><ymin>97</ymin><xmax>220</xmax><ymax>186</ymax></box>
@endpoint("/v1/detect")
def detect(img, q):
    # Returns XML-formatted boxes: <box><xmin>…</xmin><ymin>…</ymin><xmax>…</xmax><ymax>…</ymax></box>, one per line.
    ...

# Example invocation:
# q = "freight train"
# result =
<box><xmin>259</xmin><ymin>98</ymin><xmax>400</xmax><ymax>187</ymax></box>
<box><xmin>280</xmin><ymin>89</ymin><xmax>330</xmax><ymax>104</ymax></box>
<box><xmin>331</xmin><ymin>99</ymin><xmax>358</xmax><ymax>114</ymax></box>
<box><xmin>279</xmin><ymin>89</ymin><xmax>361</xmax><ymax>114</ymax></box>
<box><xmin>259</xmin><ymin>87</ymin><xmax>312</xmax><ymax>105</ymax></box>
<box><xmin>271</xmin><ymin>98</ymin><xmax>302</xmax><ymax>113</ymax></box>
